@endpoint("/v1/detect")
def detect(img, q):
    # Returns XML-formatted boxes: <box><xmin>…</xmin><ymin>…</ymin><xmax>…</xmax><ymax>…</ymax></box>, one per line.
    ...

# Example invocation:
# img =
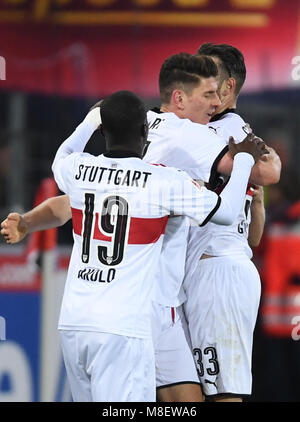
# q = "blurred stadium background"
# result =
<box><xmin>0</xmin><ymin>0</ymin><xmax>300</xmax><ymax>402</ymax></box>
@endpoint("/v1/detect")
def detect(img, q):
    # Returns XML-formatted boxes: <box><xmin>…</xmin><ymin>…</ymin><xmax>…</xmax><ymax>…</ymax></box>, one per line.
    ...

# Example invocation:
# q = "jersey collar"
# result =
<box><xmin>210</xmin><ymin>108</ymin><xmax>237</xmax><ymax>122</ymax></box>
<box><xmin>104</xmin><ymin>150</ymin><xmax>141</xmax><ymax>159</ymax></box>
<box><xmin>151</xmin><ymin>107</ymin><xmax>163</xmax><ymax>113</ymax></box>
<box><xmin>151</xmin><ymin>107</ymin><xmax>237</xmax><ymax>122</ymax></box>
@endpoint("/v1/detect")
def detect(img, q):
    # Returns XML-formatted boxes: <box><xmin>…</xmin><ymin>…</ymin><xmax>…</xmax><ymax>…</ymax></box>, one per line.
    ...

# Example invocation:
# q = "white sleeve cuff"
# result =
<box><xmin>83</xmin><ymin>108</ymin><xmax>102</xmax><ymax>131</ymax></box>
<box><xmin>234</xmin><ymin>152</ymin><xmax>255</xmax><ymax>168</ymax></box>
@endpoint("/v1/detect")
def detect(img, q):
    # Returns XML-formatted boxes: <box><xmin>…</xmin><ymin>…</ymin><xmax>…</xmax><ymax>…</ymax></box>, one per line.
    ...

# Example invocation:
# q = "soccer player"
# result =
<box><xmin>183</xmin><ymin>43</ymin><xmax>280</xmax><ymax>402</ymax></box>
<box><xmin>5</xmin><ymin>89</ymin><xmax>262</xmax><ymax>402</ymax></box>
<box><xmin>0</xmin><ymin>54</ymin><xmax>230</xmax><ymax>402</ymax></box>
<box><xmin>143</xmin><ymin>52</ymin><xmax>280</xmax><ymax>401</ymax></box>
<box><xmin>1</xmin><ymin>54</ymin><xmax>275</xmax><ymax>403</ymax></box>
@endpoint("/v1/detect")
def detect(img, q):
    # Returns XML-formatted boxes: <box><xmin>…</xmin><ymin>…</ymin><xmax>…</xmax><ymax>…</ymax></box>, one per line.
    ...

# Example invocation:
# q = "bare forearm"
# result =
<box><xmin>24</xmin><ymin>195</ymin><xmax>71</xmax><ymax>233</ymax></box>
<box><xmin>1</xmin><ymin>195</ymin><xmax>71</xmax><ymax>244</ymax></box>
<box><xmin>218</xmin><ymin>147</ymin><xmax>281</xmax><ymax>187</ymax></box>
<box><xmin>248</xmin><ymin>197</ymin><xmax>265</xmax><ymax>247</ymax></box>
<box><xmin>249</xmin><ymin>147</ymin><xmax>281</xmax><ymax>186</ymax></box>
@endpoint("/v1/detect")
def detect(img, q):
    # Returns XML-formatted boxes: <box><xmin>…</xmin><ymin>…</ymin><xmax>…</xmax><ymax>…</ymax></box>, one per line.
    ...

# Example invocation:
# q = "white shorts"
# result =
<box><xmin>151</xmin><ymin>302</ymin><xmax>200</xmax><ymax>389</ymax></box>
<box><xmin>183</xmin><ymin>255</ymin><xmax>261</xmax><ymax>397</ymax></box>
<box><xmin>59</xmin><ymin>330</ymin><xmax>156</xmax><ymax>402</ymax></box>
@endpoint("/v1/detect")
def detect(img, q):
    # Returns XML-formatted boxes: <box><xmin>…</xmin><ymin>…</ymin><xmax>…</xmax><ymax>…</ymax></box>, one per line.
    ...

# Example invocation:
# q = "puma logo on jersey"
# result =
<box><xmin>208</xmin><ymin>126</ymin><xmax>218</xmax><ymax>134</ymax></box>
<box><xmin>204</xmin><ymin>379</ymin><xmax>217</xmax><ymax>388</ymax></box>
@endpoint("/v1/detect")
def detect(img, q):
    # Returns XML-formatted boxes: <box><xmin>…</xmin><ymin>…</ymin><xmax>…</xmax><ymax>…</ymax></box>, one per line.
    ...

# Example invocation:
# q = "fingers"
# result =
<box><xmin>250</xmin><ymin>135</ymin><xmax>269</xmax><ymax>154</ymax></box>
<box><xmin>228</xmin><ymin>136</ymin><xmax>238</xmax><ymax>157</ymax></box>
<box><xmin>0</xmin><ymin>221</ymin><xmax>13</xmax><ymax>244</ymax></box>
<box><xmin>244</xmin><ymin>132</ymin><xmax>255</xmax><ymax>142</ymax></box>
<box><xmin>258</xmin><ymin>142</ymin><xmax>269</xmax><ymax>155</ymax></box>
<box><xmin>7</xmin><ymin>212</ymin><xmax>21</xmax><ymax>223</ymax></box>
<box><xmin>1</xmin><ymin>223</ymin><xmax>13</xmax><ymax>243</ymax></box>
<box><xmin>0</xmin><ymin>213</ymin><xmax>22</xmax><ymax>244</ymax></box>
<box><xmin>251</xmin><ymin>136</ymin><xmax>269</xmax><ymax>156</ymax></box>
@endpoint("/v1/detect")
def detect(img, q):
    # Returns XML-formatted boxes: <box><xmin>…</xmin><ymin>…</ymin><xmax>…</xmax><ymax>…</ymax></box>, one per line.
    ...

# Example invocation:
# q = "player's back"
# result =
<box><xmin>55</xmin><ymin>151</ymin><xmax>216</xmax><ymax>339</ymax></box>
<box><xmin>58</xmin><ymin>153</ymin><xmax>179</xmax><ymax>339</ymax></box>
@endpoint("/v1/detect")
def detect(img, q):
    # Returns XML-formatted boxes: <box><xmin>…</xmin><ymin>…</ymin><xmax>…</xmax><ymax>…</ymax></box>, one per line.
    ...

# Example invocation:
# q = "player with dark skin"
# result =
<box><xmin>1</xmin><ymin>95</ymin><xmax>268</xmax><ymax>402</ymax></box>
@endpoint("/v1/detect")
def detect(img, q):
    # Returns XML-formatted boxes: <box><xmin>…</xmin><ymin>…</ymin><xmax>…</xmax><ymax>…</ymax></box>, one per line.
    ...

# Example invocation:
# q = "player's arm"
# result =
<box><xmin>51</xmin><ymin>105</ymin><xmax>102</xmax><ymax>194</ymax></box>
<box><xmin>209</xmin><ymin>153</ymin><xmax>253</xmax><ymax>225</ymax></box>
<box><xmin>248</xmin><ymin>185</ymin><xmax>265</xmax><ymax>247</ymax></box>
<box><xmin>0</xmin><ymin>195</ymin><xmax>71</xmax><ymax>244</ymax></box>
<box><xmin>176</xmin><ymin>138</ymin><xmax>267</xmax><ymax>226</ymax></box>
<box><xmin>217</xmin><ymin>143</ymin><xmax>281</xmax><ymax>186</ymax></box>
<box><xmin>52</xmin><ymin>107</ymin><xmax>101</xmax><ymax>167</ymax></box>
<box><xmin>251</xmin><ymin>146</ymin><xmax>281</xmax><ymax>185</ymax></box>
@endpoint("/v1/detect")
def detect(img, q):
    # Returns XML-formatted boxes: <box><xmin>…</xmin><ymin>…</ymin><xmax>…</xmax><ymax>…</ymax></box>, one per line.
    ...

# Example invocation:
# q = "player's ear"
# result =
<box><xmin>227</xmin><ymin>77</ymin><xmax>236</xmax><ymax>94</ymax></box>
<box><xmin>220</xmin><ymin>77</ymin><xmax>236</xmax><ymax>98</ymax></box>
<box><xmin>172</xmin><ymin>89</ymin><xmax>185</xmax><ymax>110</ymax></box>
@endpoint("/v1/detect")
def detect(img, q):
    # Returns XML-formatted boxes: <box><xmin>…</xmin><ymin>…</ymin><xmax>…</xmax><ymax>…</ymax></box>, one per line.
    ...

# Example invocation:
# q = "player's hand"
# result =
<box><xmin>229</xmin><ymin>133</ymin><xmax>269</xmax><ymax>163</ymax></box>
<box><xmin>83</xmin><ymin>102</ymin><xmax>102</xmax><ymax>131</ymax></box>
<box><xmin>0</xmin><ymin>213</ymin><xmax>29</xmax><ymax>244</ymax></box>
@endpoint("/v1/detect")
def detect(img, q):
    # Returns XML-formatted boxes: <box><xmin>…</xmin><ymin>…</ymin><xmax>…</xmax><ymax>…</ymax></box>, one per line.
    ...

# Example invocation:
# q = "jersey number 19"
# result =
<box><xmin>81</xmin><ymin>193</ymin><xmax>130</xmax><ymax>266</ymax></box>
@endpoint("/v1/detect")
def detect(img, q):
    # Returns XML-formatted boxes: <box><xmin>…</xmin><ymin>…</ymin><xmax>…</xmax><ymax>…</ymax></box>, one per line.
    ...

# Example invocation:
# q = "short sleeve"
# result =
<box><xmin>52</xmin><ymin>152</ymin><xmax>80</xmax><ymax>194</ymax></box>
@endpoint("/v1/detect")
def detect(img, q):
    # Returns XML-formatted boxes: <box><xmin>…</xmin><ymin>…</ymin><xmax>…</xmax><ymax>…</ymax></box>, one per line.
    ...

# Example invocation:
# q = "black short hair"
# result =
<box><xmin>159</xmin><ymin>52</ymin><xmax>218</xmax><ymax>104</ymax></box>
<box><xmin>100</xmin><ymin>90</ymin><xmax>146</xmax><ymax>142</ymax></box>
<box><xmin>197</xmin><ymin>43</ymin><xmax>246</xmax><ymax>95</ymax></box>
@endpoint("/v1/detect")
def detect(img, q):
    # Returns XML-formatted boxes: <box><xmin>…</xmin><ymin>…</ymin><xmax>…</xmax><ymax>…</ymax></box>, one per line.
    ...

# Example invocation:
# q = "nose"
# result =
<box><xmin>212</xmin><ymin>93</ymin><xmax>221</xmax><ymax>107</ymax></box>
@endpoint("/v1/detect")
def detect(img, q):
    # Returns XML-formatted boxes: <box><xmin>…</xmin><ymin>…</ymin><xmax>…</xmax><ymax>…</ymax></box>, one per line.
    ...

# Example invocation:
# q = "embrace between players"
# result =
<box><xmin>1</xmin><ymin>44</ymin><xmax>281</xmax><ymax>402</ymax></box>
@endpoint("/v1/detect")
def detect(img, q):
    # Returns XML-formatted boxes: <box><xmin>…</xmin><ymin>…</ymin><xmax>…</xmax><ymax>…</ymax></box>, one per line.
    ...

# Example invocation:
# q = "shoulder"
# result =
<box><xmin>145</xmin><ymin>160</ymin><xmax>187</xmax><ymax>178</ymax></box>
<box><xmin>208</xmin><ymin>112</ymin><xmax>250</xmax><ymax>144</ymax></box>
<box><xmin>209</xmin><ymin>112</ymin><xmax>247</xmax><ymax>132</ymax></box>
<box><xmin>225</xmin><ymin>112</ymin><xmax>249</xmax><ymax>133</ymax></box>
<box><xmin>147</xmin><ymin>109</ymin><xmax>159</xmax><ymax>124</ymax></box>
<box><xmin>180</xmin><ymin>119</ymin><xmax>220</xmax><ymax>143</ymax></box>
<box><xmin>63</xmin><ymin>151</ymin><xmax>97</xmax><ymax>169</ymax></box>
<box><xmin>147</xmin><ymin>109</ymin><xmax>169</xmax><ymax>128</ymax></box>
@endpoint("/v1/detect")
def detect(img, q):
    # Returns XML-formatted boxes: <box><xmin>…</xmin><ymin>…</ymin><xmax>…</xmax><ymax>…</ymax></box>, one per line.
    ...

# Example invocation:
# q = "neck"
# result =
<box><xmin>216</xmin><ymin>96</ymin><xmax>237</xmax><ymax>115</ymax></box>
<box><xmin>105</xmin><ymin>144</ymin><xmax>143</xmax><ymax>158</ymax></box>
<box><xmin>160</xmin><ymin>103</ymin><xmax>179</xmax><ymax>116</ymax></box>
<box><xmin>104</xmin><ymin>149</ymin><xmax>141</xmax><ymax>158</ymax></box>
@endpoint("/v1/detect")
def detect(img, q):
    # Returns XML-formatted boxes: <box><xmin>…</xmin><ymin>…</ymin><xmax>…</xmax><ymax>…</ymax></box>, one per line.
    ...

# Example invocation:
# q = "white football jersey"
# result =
<box><xmin>53</xmin><ymin>152</ymin><xmax>220</xmax><ymax>339</ymax></box>
<box><xmin>144</xmin><ymin>109</ymin><xmax>228</xmax><ymax>307</ymax></box>
<box><xmin>186</xmin><ymin>111</ymin><xmax>254</xmax><ymax>281</ymax></box>
<box><xmin>146</xmin><ymin>109</ymin><xmax>228</xmax><ymax>181</ymax></box>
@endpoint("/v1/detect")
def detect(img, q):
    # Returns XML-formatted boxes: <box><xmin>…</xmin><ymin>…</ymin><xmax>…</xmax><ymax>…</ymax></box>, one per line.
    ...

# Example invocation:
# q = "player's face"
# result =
<box><xmin>183</xmin><ymin>77</ymin><xmax>221</xmax><ymax>125</ymax></box>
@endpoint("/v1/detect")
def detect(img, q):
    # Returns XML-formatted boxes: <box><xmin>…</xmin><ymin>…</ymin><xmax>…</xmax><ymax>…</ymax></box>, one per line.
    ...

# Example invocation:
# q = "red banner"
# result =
<box><xmin>0</xmin><ymin>0</ymin><xmax>299</xmax><ymax>96</ymax></box>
